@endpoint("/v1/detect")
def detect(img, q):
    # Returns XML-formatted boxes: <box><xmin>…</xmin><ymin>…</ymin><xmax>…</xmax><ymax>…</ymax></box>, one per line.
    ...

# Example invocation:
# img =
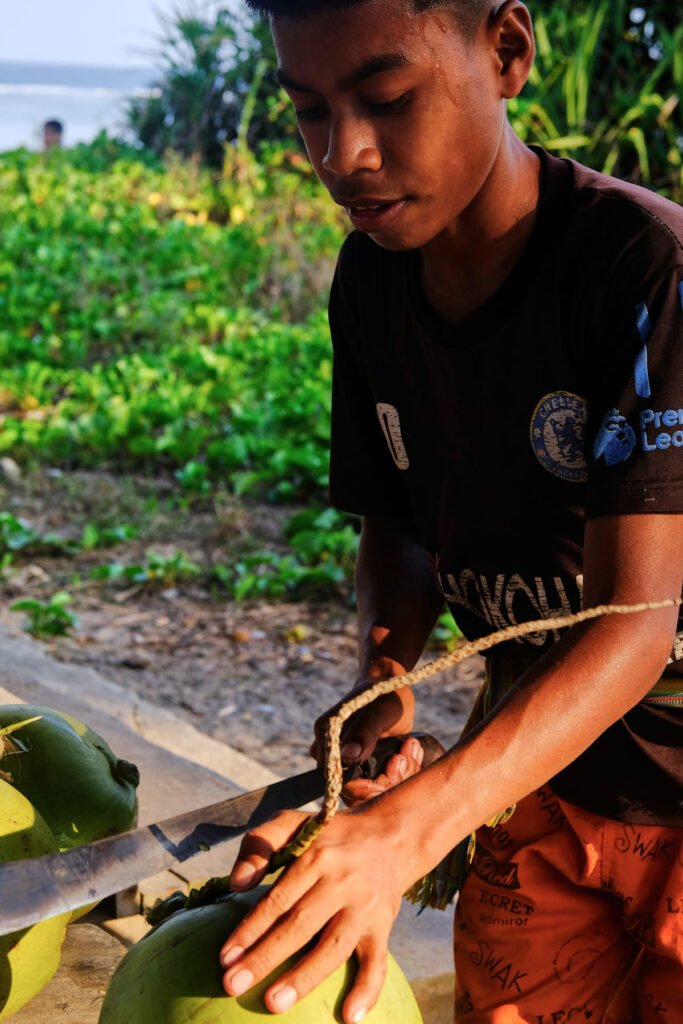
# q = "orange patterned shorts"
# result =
<box><xmin>453</xmin><ymin>786</ymin><xmax>683</xmax><ymax>1023</ymax></box>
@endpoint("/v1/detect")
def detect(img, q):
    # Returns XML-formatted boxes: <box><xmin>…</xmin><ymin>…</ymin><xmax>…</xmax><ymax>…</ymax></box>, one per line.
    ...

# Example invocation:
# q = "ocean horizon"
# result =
<box><xmin>0</xmin><ymin>60</ymin><xmax>157</xmax><ymax>152</ymax></box>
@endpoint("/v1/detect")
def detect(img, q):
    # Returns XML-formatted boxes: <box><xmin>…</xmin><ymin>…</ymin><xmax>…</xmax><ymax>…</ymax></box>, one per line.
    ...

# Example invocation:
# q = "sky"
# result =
<box><xmin>0</xmin><ymin>0</ymin><xmax>226</xmax><ymax>69</ymax></box>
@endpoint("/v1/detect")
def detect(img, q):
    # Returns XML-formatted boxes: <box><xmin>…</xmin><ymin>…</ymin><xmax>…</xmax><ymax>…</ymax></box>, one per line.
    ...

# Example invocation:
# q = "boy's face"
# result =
<box><xmin>272</xmin><ymin>0</ymin><xmax>512</xmax><ymax>251</ymax></box>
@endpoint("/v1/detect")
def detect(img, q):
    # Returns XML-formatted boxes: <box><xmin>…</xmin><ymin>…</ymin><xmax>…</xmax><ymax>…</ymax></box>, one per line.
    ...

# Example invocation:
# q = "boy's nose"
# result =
<box><xmin>322</xmin><ymin>118</ymin><xmax>382</xmax><ymax>176</ymax></box>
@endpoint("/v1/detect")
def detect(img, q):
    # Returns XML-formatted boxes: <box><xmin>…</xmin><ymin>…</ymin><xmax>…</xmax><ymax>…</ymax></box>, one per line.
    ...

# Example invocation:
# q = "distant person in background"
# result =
<box><xmin>43</xmin><ymin>119</ymin><xmax>63</xmax><ymax>150</ymax></box>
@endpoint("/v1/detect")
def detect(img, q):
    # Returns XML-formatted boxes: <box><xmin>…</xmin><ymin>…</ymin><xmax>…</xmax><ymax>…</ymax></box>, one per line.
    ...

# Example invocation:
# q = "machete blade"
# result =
<box><xmin>0</xmin><ymin>766</ymin><xmax>324</xmax><ymax>936</ymax></box>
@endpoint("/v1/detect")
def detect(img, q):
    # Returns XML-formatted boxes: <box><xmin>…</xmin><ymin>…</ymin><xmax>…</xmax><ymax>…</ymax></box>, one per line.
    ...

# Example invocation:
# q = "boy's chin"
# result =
<box><xmin>362</xmin><ymin>222</ymin><xmax>441</xmax><ymax>252</ymax></box>
<box><xmin>351</xmin><ymin>201</ymin><xmax>454</xmax><ymax>251</ymax></box>
<box><xmin>365</xmin><ymin>232</ymin><xmax>418</xmax><ymax>252</ymax></box>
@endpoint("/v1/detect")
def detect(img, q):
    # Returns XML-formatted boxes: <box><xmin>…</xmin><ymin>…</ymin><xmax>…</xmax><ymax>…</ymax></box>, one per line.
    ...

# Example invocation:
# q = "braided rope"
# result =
<box><xmin>270</xmin><ymin>598</ymin><xmax>680</xmax><ymax>884</ymax></box>
<box><xmin>319</xmin><ymin>598</ymin><xmax>680</xmax><ymax>823</ymax></box>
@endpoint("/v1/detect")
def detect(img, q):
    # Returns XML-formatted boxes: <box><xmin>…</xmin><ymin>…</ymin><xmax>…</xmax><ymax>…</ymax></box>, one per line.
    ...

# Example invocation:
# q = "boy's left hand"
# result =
<box><xmin>220</xmin><ymin>806</ymin><xmax>410</xmax><ymax>1024</ymax></box>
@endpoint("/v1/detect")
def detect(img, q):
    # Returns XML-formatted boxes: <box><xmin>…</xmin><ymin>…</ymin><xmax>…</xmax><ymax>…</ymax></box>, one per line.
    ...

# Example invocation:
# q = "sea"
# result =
<box><xmin>0</xmin><ymin>61</ymin><xmax>157</xmax><ymax>153</ymax></box>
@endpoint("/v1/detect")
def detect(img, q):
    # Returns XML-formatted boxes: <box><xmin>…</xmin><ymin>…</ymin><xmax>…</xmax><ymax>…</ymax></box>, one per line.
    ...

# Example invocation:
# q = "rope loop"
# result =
<box><xmin>271</xmin><ymin>598</ymin><xmax>680</xmax><ymax>897</ymax></box>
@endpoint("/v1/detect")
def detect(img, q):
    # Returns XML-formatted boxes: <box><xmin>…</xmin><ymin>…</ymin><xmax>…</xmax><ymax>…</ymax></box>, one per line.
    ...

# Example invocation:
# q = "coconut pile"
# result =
<box><xmin>0</xmin><ymin>706</ymin><xmax>139</xmax><ymax>1019</ymax></box>
<box><xmin>0</xmin><ymin>706</ymin><xmax>424</xmax><ymax>1023</ymax></box>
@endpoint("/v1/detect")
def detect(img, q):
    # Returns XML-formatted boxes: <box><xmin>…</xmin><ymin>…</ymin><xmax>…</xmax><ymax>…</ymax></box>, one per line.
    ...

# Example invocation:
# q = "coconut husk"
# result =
<box><xmin>0</xmin><ymin>717</ymin><xmax>42</xmax><ymax>777</ymax></box>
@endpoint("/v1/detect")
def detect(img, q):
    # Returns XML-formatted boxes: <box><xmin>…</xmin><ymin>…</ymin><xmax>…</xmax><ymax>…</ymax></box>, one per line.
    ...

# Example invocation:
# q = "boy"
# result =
<box><xmin>220</xmin><ymin>2</ymin><xmax>683</xmax><ymax>1021</ymax></box>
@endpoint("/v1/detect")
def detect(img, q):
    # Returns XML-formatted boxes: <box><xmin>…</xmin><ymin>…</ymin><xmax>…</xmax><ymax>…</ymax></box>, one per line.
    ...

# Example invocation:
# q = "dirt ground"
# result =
<box><xmin>0</xmin><ymin>468</ymin><xmax>484</xmax><ymax>775</ymax></box>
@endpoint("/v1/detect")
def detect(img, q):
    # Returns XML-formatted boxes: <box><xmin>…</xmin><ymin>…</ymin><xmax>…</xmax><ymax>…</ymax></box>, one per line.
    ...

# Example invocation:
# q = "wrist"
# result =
<box><xmin>352</xmin><ymin>672</ymin><xmax>416</xmax><ymax>730</ymax></box>
<box><xmin>357</xmin><ymin>655</ymin><xmax>409</xmax><ymax>684</ymax></box>
<box><xmin>351</xmin><ymin>798</ymin><xmax>422</xmax><ymax>894</ymax></box>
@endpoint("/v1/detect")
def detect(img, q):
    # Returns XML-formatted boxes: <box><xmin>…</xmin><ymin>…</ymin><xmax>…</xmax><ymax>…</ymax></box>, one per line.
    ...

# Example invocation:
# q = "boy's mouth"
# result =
<box><xmin>337</xmin><ymin>196</ymin><xmax>408</xmax><ymax>232</ymax></box>
<box><xmin>342</xmin><ymin>196</ymin><xmax>405</xmax><ymax>231</ymax></box>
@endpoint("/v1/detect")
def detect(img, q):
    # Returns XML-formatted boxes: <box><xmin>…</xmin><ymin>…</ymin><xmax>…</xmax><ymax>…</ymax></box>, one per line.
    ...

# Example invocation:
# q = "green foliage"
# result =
<box><xmin>175</xmin><ymin>460</ymin><xmax>211</xmax><ymax>496</ymax></box>
<box><xmin>2</xmin><ymin>2</ymin><xmax>680</xmax><ymax>614</ymax></box>
<box><xmin>226</xmin><ymin>551</ymin><xmax>345</xmax><ymax>600</ymax></box>
<box><xmin>80</xmin><ymin>523</ymin><xmax>139</xmax><ymax>549</ymax></box>
<box><xmin>0</xmin><ymin>511</ymin><xmax>137</xmax><ymax>556</ymax></box>
<box><xmin>10</xmin><ymin>592</ymin><xmax>78</xmax><ymax>637</ymax></box>
<box><xmin>65</xmin><ymin>132</ymin><xmax>163</xmax><ymax>174</ymax></box>
<box><xmin>0</xmin><ymin>311</ymin><xmax>333</xmax><ymax>498</ymax></box>
<box><xmin>0</xmin><ymin>512</ymin><xmax>73</xmax><ymax>555</ymax></box>
<box><xmin>511</xmin><ymin>0</ymin><xmax>682</xmax><ymax>199</ymax></box>
<box><xmin>127</xmin><ymin>8</ymin><xmax>297</xmax><ymax>167</ymax></box>
<box><xmin>90</xmin><ymin>550</ymin><xmax>201</xmax><ymax>588</ymax></box>
<box><xmin>220</xmin><ymin>507</ymin><xmax>359</xmax><ymax>600</ymax></box>
<box><xmin>429</xmin><ymin>612</ymin><xmax>462</xmax><ymax>652</ymax></box>
<box><xmin>0</xmin><ymin>512</ymin><xmax>40</xmax><ymax>552</ymax></box>
<box><xmin>128</xmin><ymin>2</ymin><xmax>681</xmax><ymax>201</ymax></box>
<box><xmin>0</xmin><ymin>145</ymin><xmax>343</xmax><ymax>497</ymax></box>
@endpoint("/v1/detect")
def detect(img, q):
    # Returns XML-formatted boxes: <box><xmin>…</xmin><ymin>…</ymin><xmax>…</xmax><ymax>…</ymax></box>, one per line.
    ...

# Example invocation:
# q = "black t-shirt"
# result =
<box><xmin>328</xmin><ymin>148</ymin><xmax>683</xmax><ymax>826</ymax></box>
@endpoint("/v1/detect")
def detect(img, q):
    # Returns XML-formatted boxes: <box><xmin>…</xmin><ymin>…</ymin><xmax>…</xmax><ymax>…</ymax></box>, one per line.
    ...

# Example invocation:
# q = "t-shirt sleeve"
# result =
<box><xmin>586</xmin><ymin>263</ymin><xmax>683</xmax><ymax>517</ymax></box>
<box><xmin>327</xmin><ymin>239</ymin><xmax>410</xmax><ymax>519</ymax></box>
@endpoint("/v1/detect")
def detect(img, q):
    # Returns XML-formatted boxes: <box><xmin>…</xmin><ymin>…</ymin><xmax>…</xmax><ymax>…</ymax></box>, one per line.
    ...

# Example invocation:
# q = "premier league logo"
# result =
<box><xmin>593</xmin><ymin>408</ymin><xmax>636</xmax><ymax>466</ymax></box>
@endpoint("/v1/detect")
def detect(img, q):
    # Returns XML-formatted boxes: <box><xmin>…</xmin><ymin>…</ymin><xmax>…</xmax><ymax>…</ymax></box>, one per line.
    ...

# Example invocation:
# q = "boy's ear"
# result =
<box><xmin>490</xmin><ymin>0</ymin><xmax>535</xmax><ymax>99</ymax></box>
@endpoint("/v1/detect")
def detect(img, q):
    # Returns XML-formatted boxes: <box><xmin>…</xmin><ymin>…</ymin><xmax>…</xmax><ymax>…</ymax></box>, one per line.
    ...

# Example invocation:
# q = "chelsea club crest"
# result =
<box><xmin>530</xmin><ymin>391</ymin><xmax>588</xmax><ymax>482</ymax></box>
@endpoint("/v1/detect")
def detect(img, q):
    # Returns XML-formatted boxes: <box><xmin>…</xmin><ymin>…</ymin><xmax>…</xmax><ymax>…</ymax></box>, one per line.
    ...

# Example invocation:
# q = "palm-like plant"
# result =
<box><xmin>510</xmin><ymin>0</ymin><xmax>682</xmax><ymax>200</ymax></box>
<box><xmin>127</xmin><ymin>6</ymin><xmax>296</xmax><ymax>169</ymax></box>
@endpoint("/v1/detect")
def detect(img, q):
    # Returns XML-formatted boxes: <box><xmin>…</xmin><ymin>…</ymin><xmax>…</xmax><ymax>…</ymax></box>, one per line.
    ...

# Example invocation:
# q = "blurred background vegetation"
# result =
<box><xmin>127</xmin><ymin>0</ymin><xmax>682</xmax><ymax>195</ymax></box>
<box><xmin>0</xmin><ymin>0</ymin><xmax>680</xmax><ymax>614</ymax></box>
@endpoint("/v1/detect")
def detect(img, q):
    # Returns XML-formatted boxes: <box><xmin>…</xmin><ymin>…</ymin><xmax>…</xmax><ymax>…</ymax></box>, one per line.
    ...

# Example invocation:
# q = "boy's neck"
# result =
<box><xmin>419</xmin><ymin>131</ymin><xmax>542</xmax><ymax>324</ymax></box>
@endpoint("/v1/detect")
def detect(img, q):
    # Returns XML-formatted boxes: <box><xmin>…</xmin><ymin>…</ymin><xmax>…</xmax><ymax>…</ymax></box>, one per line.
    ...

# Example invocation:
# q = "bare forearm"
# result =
<box><xmin>355</xmin><ymin>515</ymin><xmax>444</xmax><ymax>684</ymax></box>
<box><xmin>361</xmin><ymin>607</ymin><xmax>678</xmax><ymax>890</ymax></box>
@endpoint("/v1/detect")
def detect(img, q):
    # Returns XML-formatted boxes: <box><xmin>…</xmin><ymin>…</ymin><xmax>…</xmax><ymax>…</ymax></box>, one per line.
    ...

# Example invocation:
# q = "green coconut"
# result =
<box><xmin>0</xmin><ymin>777</ymin><xmax>70</xmax><ymax>1020</ymax></box>
<box><xmin>99</xmin><ymin>880</ymin><xmax>423</xmax><ymax>1024</ymax></box>
<box><xmin>0</xmin><ymin>704</ymin><xmax>139</xmax><ymax>851</ymax></box>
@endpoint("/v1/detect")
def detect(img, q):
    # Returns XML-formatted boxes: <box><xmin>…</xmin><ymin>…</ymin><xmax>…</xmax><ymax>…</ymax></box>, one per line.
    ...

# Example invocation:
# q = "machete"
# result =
<box><xmin>0</xmin><ymin>735</ymin><xmax>436</xmax><ymax>937</ymax></box>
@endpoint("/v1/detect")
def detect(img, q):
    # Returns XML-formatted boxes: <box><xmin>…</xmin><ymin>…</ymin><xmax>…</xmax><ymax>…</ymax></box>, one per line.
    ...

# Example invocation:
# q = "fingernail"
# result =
<box><xmin>350</xmin><ymin>1006</ymin><xmax>368</xmax><ymax>1023</ymax></box>
<box><xmin>221</xmin><ymin>946</ymin><xmax>244</xmax><ymax>968</ymax></box>
<box><xmin>227</xmin><ymin>968</ymin><xmax>254</xmax><ymax>996</ymax></box>
<box><xmin>231</xmin><ymin>863</ymin><xmax>256</xmax><ymax>888</ymax></box>
<box><xmin>413</xmin><ymin>741</ymin><xmax>424</xmax><ymax>766</ymax></box>
<box><xmin>270</xmin><ymin>985</ymin><xmax>298</xmax><ymax>1012</ymax></box>
<box><xmin>341</xmin><ymin>741</ymin><xmax>362</xmax><ymax>761</ymax></box>
<box><xmin>397</xmin><ymin>756</ymin><xmax>408</xmax><ymax>776</ymax></box>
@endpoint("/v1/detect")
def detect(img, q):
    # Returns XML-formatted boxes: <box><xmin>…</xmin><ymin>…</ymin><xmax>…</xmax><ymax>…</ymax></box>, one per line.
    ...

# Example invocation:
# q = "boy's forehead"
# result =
<box><xmin>275</xmin><ymin>51</ymin><xmax>413</xmax><ymax>93</ymax></box>
<box><xmin>272</xmin><ymin>0</ymin><xmax>462</xmax><ymax>85</ymax></box>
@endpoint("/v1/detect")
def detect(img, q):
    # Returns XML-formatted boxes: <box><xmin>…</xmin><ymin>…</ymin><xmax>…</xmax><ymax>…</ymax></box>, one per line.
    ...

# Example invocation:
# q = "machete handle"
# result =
<box><xmin>348</xmin><ymin>732</ymin><xmax>444</xmax><ymax>781</ymax></box>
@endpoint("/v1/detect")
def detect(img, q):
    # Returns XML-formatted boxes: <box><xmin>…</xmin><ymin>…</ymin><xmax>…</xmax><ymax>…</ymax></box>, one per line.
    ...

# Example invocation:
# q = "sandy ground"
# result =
<box><xmin>0</xmin><ymin>594</ymin><xmax>484</xmax><ymax>775</ymax></box>
<box><xmin>0</xmin><ymin>470</ymin><xmax>484</xmax><ymax>775</ymax></box>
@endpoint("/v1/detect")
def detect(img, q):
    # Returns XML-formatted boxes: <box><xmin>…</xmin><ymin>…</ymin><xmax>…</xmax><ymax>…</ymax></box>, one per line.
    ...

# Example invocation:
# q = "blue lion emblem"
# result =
<box><xmin>593</xmin><ymin>409</ymin><xmax>636</xmax><ymax>466</ymax></box>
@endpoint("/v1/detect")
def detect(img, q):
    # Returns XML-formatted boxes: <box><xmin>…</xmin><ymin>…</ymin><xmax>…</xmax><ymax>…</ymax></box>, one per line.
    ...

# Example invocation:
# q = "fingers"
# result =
<box><xmin>311</xmin><ymin>688</ymin><xmax>415</xmax><ymax>767</ymax></box>
<box><xmin>313</xmin><ymin>692</ymin><xmax>413</xmax><ymax>765</ymax></box>
<box><xmin>264</xmin><ymin>917</ymin><xmax>389</xmax><ymax>1023</ymax></box>
<box><xmin>342</xmin><ymin>933</ymin><xmax>389</xmax><ymax>1024</ymax></box>
<box><xmin>221</xmin><ymin>808</ymin><xmax>403</xmax><ymax>1023</ymax></box>
<box><xmin>229</xmin><ymin>810</ymin><xmax>309</xmax><ymax>890</ymax></box>
<box><xmin>340</xmin><ymin>740</ymin><xmax>424</xmax><ymax>807</ymax></box>
<box><xmin>221</xmin><ymin>855</ymin><xmax>327</xmax><ymax>970</ymax></box>
<box><xmin>224</xmin><ymin>892</ymin><xmax>391</xmax><ymax>1024</ymax></box>
<box><xmin>341</xmin><ymin>777</ymin><xmax>393</xmax><ymax>807</ymax></box>
<box><xmin>222</xmin><ymin>877</ymin><xmax>331</xmax><ymax>997</ymax></box>
<box><xmin>262</xmin><ymin>911</ymin><xmax>357</xmax><ymax>1014</ymax></box>
<box><xmin>340</xmin><ymin>692</ymin><xmax>412</xmax><ymax>763</ymax></box>
<box><xmin>395</xmin><ymin>737</ymin><xmax>425</xmax><ymax>775</ymax></box>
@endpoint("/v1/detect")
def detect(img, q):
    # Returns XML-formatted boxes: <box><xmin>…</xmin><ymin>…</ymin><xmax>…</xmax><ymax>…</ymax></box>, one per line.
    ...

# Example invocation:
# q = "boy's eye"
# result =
<box><xmin>294</xmin><ymin>92</ymin><xmax>411</xmax><ymax>123</ymax></box>
<box><xmin>295</xmin><ymin>106</ymin><xmax>327</xmax><ymax>123</ymax></box>
<box><xmin>366</xmin><ymin>93</ymin><xmax>411</xmax><ymax>114</ymax></box>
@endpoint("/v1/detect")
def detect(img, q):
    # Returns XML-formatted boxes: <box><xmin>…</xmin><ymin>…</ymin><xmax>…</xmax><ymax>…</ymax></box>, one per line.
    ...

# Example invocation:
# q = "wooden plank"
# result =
<box><xmin>9</xmin><ymin>923</ymin><xmax>125</xmax><ymax>1024</ymax></box>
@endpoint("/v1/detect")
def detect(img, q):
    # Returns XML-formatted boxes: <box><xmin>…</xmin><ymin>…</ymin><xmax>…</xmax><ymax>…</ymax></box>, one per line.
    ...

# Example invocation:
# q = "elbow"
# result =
<box><xmin>613</xmin><ymin>611</ymin><xmax>679</xmax><ymax>701</ymax></box>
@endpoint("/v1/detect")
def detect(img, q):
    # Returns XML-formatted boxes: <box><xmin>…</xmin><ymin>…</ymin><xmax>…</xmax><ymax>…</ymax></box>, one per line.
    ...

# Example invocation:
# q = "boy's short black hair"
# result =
<box><xmin>245</xmin><ymin>0</ymin><xmax>496</xmax><ymax>38</ymax></box>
